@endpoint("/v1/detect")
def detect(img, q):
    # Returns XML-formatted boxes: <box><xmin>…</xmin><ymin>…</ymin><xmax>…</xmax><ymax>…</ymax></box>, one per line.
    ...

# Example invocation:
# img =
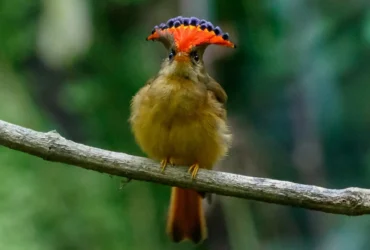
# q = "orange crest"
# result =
<box><xmin>146</xmin><ymin>16</ymin><xmax>236</xmax><ymax>52</ymax></box>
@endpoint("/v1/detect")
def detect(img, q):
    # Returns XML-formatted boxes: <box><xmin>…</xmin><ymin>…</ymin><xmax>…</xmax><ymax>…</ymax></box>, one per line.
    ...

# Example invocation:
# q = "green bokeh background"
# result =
<box><xmin>1</xmin><ymin>0</ymin><xmax>370</xmax><ymax>249</ymax></box>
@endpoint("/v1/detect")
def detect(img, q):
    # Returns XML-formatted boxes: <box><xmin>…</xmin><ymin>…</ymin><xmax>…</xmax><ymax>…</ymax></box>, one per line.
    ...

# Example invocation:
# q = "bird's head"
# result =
<box><xmin>146</xmin><ymin>16</ymin><xmax>236</xmax><ymax>78</ymax></box>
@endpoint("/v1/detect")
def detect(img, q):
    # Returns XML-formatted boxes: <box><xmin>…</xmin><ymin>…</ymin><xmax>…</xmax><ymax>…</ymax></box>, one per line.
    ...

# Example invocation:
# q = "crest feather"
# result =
<box><xmin>146</xmin><ymin>16</ymin><xmax>236</xmax><ymax>52</ymax></box>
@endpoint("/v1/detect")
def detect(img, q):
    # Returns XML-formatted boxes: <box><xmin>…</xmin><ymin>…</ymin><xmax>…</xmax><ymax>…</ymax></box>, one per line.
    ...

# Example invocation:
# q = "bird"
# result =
<box><xmin>129</xmin><ymin>16</ymin><xmax>235</xmax><ymax>244</ymax></box>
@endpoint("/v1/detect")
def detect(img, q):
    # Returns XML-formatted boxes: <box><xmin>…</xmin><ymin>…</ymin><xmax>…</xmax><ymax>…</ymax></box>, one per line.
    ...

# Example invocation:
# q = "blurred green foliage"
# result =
<box><xmin>1</xmin><ymin>0</ymin><xmax>370</xmax><ymax>249</ymax></box>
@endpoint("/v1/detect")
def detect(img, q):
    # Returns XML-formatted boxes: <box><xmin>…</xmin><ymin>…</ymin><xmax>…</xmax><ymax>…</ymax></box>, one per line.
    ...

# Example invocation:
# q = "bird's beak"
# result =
<box><xmin>174</xmin><ymin>52</ymin><xmax>190</xmax><ymax>62</ymax></box>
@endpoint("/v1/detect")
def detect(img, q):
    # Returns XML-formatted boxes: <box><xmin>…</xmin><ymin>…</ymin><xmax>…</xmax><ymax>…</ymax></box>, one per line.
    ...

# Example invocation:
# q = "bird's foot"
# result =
<box><xmin>160</xmin><ymin>158</ymin><xmax>168</xmax><ymax>172</ymax></box>
<box><xmin>160</xmin><ymin>158</ymin><xmax>175</xmax><ymax>173</ymax></box>
<box><xmin>188</xmin><ymin>163</ymin><xmax>200</xmax><ymax>179</ymax></box>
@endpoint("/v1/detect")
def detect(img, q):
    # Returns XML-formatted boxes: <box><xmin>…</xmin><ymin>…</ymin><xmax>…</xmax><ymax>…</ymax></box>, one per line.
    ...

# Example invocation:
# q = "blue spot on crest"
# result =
<box><xmin>167</xmin><ymin>18</ymin><xmax>175</xmax><ymax>28</ymax></box>
<box><xmin>176</xmin><ymin>16</ymin><xmax>183</xmax><ymax>23</ymax></box>
<box><xmin>190</xmin><ymin>17</ymin><xmax>199</xmax><ymax>26</ymax></box>
<box><xmin>183</xmin><ymin>17</ymin><xmax>190</xmax><ymax>26</ymax></box>
<box><xmin>206</xmin><ymin>22</ymin><xmax>214</xmax><ymax>31</ymax></box>
<box><xmin>214</xmin><ymin>26</ymin><xmax>222</xmax><ymax>35</ymax></box>
<box><xmin>174</xmin><ymin>21</ymin><xmax>181</xmax><ymax>28</ymax></box>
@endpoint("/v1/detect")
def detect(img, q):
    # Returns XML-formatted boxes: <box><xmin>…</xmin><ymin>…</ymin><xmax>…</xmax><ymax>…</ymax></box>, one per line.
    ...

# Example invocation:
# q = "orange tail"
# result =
<box><xmin>166</xmin><ymin>187</ymin><xmax>207</xmax><ymax>244</ymax></box>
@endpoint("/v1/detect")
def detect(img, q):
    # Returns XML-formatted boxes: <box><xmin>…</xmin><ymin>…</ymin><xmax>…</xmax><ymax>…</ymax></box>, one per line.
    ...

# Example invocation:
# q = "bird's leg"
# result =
<box><xmin>188</xmin><ymin>163</ymin><xmax>200</xmax><ymax>179</ymax></box>
<box><xmin>160</xmin><ymin>158</ymin><xmax>169</xmax><ymax>172</ymax></box>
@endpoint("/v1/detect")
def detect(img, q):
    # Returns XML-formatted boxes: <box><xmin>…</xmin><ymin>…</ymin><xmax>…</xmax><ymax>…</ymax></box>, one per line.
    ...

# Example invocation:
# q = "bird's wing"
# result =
<box><xmin>205</xmin><ymin>76</ymin><xmax>228</xmax><ymax>105</ymax></box>
<box><xmin>203</xmin><ymin>76</ymin><xmax>228</xmax><ymax>120</ymax></box>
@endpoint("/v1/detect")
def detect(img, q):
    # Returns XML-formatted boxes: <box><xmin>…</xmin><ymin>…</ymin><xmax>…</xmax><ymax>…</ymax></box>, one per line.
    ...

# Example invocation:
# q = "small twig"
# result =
<box><xmin>120</xmin><ymin>178</ymin><xmax>132</xmax><ymax>189</ymax></box>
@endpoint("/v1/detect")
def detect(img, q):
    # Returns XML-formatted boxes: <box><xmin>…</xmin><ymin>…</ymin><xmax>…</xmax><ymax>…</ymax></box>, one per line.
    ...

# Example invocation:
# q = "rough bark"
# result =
<box><xmin>1</xmin><ymin>119</ymin><xmax>370</xmax><ymax>215</ymax></box>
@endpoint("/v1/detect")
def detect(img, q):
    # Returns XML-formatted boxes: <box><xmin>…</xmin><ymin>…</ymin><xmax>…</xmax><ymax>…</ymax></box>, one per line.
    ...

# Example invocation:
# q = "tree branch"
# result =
<box><xmin>0</xmin><ymin>119</ymin><xmax>369</xmax><ymax>215</ymax></box>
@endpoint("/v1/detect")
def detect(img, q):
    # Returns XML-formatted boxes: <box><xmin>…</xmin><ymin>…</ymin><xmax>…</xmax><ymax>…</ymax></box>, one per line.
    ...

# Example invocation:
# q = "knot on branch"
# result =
<box><xmin>341</xmin><ymin>188</ymin><xmax>367</xmax><ymax>215</ymax></box>
<box><xmin>44</xmin><ymin>130</ymin><xmax>62</xmax><ymax>160</ymax></box>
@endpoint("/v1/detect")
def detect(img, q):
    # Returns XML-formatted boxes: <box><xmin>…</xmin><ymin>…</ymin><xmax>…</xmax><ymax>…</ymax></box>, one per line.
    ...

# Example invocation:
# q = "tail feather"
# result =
<box><xmin>166</xmin><ymin>187</ymin><xmax>207</xmax><ymax>243</ymax></box>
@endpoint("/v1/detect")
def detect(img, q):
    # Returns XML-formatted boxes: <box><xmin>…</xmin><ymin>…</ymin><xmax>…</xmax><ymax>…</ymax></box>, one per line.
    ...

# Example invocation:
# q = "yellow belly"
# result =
<box><xmin>130</xmin><ymin>83</ymin><xmax>230</xmax><ymax>169</ymax></box>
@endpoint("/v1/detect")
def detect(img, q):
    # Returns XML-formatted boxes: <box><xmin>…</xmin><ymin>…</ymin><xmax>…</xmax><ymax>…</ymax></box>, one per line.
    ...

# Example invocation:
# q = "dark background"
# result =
<box><xmin>1</xmin><ymin>0</ymin><xmax>370</xmax><ymax>249</ymax></box>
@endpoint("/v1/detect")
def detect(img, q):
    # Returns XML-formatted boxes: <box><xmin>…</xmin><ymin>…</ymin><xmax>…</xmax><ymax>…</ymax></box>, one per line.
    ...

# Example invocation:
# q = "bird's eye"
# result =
<box><xmin>169</xmin><ymin>50</ymin><xmax>176</xmax><ymax>60</ymax></box>
<box><xmin>190</xmin><ymin>51</ymin><xmax>199</xmax><ymax>62</ymax></box>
